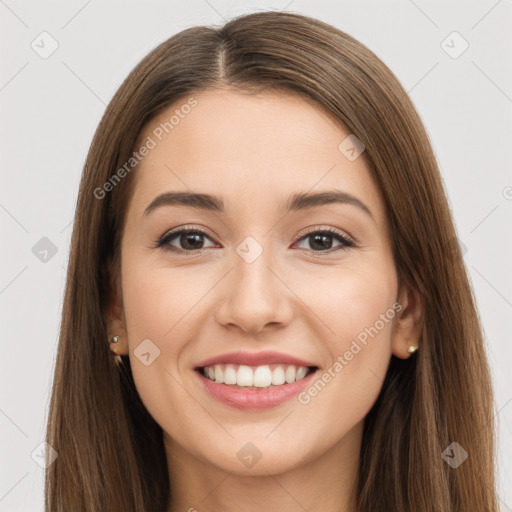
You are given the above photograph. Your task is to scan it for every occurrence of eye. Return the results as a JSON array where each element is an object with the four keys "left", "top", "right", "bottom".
[
  {"left": 155, "top": 225, "right": 355, "bottom": 255},
  {"left": 293, "top": 227, "right": 354, "bottom": 253},
  {"left": 156, "top": 226, "right": 217, "bottom": 253}
]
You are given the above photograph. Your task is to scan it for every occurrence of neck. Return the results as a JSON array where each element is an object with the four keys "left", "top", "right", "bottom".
[{"left": 165, "top": 421, "right": 362, "bottom": 512}]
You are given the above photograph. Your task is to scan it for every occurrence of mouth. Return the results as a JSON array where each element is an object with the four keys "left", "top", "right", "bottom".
[
  {"left": 194, "top": 351, "right": 319, "bottom": 409},
  {"left": 196, "top": 363, "right": 318, "bottom": 389},
  {"left": 193, "top": 351, "right": 320, "bottom": 409}
]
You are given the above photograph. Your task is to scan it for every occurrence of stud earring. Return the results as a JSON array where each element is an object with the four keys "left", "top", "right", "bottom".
[
  {"left": 408, "top": 345, "right": 419, "bottom": 354},
  {"left": 109, "top": 335, "right": 122, "bottom": 365}
]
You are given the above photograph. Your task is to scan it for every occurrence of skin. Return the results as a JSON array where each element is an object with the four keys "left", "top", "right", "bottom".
[{"left": 106, "top": 89, "right": 423, "bottom": 512}]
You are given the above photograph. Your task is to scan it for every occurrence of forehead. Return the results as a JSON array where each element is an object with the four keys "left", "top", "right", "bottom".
[{"left": 128, "top": 89, "right": 386, "bottom": 224}]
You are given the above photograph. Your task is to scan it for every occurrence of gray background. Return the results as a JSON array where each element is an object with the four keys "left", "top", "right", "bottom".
[{"left": 1, "top": 0, "right": 511, "bottom": 510}]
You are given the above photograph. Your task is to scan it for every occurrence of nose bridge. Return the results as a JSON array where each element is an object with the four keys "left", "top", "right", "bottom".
[
  {"left": 215, "top": 234, "right": 292, "bottom": 333},
  {"left": 233, "top": 234, "right": 278, "bottom": 308},
  {"left": 235, "top": 236, "right": 274, "bottom": 294}
]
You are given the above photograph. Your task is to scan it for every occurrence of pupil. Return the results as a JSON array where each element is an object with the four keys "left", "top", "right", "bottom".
[
  {"left": 182, "top": 233, "right": 203, "bottom": 250},
  {"left": 310, "top": 233, "right": 332, "bottom": 250}
]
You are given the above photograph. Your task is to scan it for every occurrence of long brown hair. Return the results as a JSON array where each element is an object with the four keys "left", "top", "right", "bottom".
[{"left": 45, "top": 10, "right": 498, "bottom": 511}]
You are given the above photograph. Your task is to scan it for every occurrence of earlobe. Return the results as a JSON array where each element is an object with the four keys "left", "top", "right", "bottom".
[
  {"left": 391, "top": 282, "right": 424, "bottom": 359},
  {"left": 108, "top": 334, "right": 124, "bottom": 365},
  {"left": 105, "top": 263, "right": 128, "bottom": 358}
]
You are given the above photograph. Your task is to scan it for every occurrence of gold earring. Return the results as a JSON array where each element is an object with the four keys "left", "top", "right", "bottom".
[{"left": 408, "top": 345, "right": 419, "bottom": 354}]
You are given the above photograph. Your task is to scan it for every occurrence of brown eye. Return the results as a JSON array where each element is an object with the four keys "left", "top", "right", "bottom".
[
  {"left": 294, "top": 228, "right": 354, "bottom": 253},
  {"left": 158, "top": 229, "right": 216, "bottom": 253},
  {"left": 156, "top": 226, "right": 354, "bottom": 255}
]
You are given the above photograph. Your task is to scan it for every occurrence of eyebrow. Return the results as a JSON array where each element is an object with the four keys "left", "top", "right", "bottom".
[{"left": 143, "top": 190, "right": 374, "bottom": 220}]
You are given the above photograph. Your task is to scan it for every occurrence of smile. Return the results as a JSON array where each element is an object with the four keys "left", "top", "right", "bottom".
[
  {"left": 194, "top": 351, "right": 320, "bottom": 409},
  {"left": 200, "top": 363, "right": 314, "bottom": 388}
]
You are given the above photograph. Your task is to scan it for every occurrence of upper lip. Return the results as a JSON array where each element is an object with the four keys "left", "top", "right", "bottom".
[{"left": 195, "top": 350, "right": 318, "bottom": 369}]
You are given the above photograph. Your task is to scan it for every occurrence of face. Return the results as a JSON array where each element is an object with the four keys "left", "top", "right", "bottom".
[{"left": 108, "top": 89, "right": 414, "bottom": 477}]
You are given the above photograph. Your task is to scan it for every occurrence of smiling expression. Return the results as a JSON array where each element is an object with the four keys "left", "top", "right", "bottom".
[{"left": 107, "top": 88, "right": 408, "bottom": 475}]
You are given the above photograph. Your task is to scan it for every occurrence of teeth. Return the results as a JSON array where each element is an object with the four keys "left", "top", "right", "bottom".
[
  {"left": 285, "top": 365, "right": 296, "bottom": 383},
  {"left": 237, "top": 365, "right": 253, "bottom": 386},
  {"left": 202, "top": 364, "right": 313, "bottom": 388},
  {"left": 224, "top": 365, "right": 237, "bottom": 385},
  {"left": 296, "top": 366, "right": 307, "bottom": 380},
  {"left": 214, "top": 365, "right": 224, "bottom": 384},
  {"left": 271, "top": 366, "right": 285, "bottom": 385},
  {"left": 253, "top": 366, "right": 272, "bottom": 387}
]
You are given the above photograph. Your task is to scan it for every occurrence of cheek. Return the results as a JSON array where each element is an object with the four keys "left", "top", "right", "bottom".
[
  {"left": 335, "top": 273, "right": 396, "bottom": 347},
  {"left": 298, "top": 261, "right": 397, "bottom": 350},
  {"left": 342, "top": 265, "right": 399, "bottom": 350},
  {"left": 297, "top": 262, "right": 398, "bottom": 407},
  {"left": 120, "top": 263, "right": 206, "bottom": 437},
  {"left": 271, "top": 268, "right": 398, "bottom": 467},
  {"left": 291, "top": 269, "right": 397, "bottom": 439},
  {"left": 121, "top": 260, "right": 209, "bottom": 344}
]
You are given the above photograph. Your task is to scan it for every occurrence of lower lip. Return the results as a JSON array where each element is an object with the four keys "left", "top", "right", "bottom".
[{"left": 195, "top": 369, "right": 317, "bottom": 410}]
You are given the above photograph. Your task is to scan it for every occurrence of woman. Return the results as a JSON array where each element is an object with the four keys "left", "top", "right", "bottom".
[{"left": 44, "top": 10, "right": 498, "bottom": 512}]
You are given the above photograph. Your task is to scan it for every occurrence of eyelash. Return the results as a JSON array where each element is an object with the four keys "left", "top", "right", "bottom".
[{"left": 154, "top": 224, "right": 355, "bottom": 255}]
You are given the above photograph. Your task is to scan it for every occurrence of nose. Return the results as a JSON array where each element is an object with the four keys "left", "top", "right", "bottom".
[{"left": 214, "top": 242, "right": 294, "bottom": 335}]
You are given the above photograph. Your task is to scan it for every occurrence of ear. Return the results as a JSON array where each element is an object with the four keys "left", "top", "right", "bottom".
[
  {"left": 105, "top": 260, "right": 129, "bottom": 357},
  {"left": 391, "top": 280, "right": 424, "bottom": 359}
]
